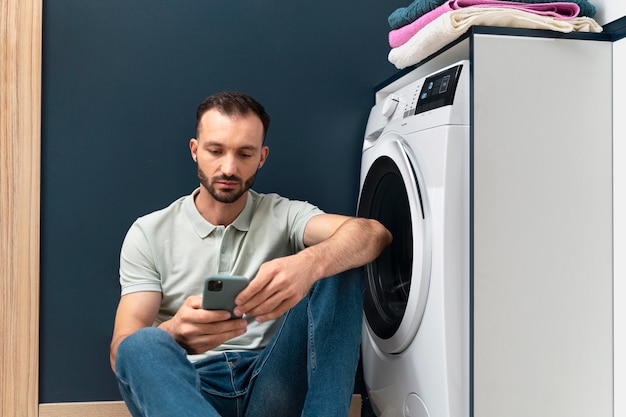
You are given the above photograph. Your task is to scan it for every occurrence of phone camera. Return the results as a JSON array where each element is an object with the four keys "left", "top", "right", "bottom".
[{"left": 207, "top": 280, "right": 223, "bottom": 291}]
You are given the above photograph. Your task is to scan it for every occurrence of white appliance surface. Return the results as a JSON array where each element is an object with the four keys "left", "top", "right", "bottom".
[{"left": 360, "top": 61, "right": 470, "bottom": 417}]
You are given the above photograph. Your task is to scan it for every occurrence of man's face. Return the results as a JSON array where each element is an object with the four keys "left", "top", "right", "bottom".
[{"left": 190, "top": 108, "right": 268, "bottom": 204}]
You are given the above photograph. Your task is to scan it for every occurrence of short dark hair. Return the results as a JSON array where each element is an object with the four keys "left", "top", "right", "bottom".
[{"left": 196, "top": 92, "right": 270, "bottom": 140}]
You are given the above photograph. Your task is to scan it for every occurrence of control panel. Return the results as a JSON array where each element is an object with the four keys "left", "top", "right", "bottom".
[{"left": 381, "top": 63, "right": 464, "bottom": 121}]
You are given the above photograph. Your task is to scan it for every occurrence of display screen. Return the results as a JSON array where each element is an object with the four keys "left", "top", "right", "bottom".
[{"left": 415, "top": 64, "right": 463, "bottom": 115}]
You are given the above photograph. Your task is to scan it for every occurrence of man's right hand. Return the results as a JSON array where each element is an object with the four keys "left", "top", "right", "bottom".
[{"left": 158, "top": 295, "right": 248, "bottom": 354}]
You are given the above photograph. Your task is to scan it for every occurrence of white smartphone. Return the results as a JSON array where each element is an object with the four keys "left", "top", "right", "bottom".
[{"left": 201, "top": 274, "right": 249, "bottom": 317}]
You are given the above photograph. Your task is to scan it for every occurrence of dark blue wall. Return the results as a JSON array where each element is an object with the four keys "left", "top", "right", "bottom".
[{"left": 40, "top": 0, "right": 405, "bottom": 402}]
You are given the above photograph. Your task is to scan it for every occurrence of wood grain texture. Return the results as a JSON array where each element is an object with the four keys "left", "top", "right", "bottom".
[
  {"left": 0, "top": 0, "right": 42, "bottom": 416},
  {"left": 39, "top": 396, "right": 362, "bottom": 417},
  {"left": 39, "top": 402, "right": 131, "bottom": 417}
]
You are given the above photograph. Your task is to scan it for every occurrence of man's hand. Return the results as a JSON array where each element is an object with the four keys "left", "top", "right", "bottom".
[
  {"left": 159, "top": 296, "right": 248, "bottom": 354},
  {"left": 234, "top": 255, "right": 316, "bottom": 322}
]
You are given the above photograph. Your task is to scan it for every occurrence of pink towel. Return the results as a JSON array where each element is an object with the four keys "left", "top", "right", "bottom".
[{"left": 389, "top": 0, "right": 581, "bottom": 47}]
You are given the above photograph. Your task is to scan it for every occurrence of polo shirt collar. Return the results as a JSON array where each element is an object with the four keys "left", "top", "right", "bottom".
[{"left": 184, "top": 188, "right": 253, "bottom": 238}]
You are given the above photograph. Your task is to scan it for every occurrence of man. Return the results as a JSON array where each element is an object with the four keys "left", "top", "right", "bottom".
[{"left": 110, "top": 91, "right": 392, "bottom": 417}]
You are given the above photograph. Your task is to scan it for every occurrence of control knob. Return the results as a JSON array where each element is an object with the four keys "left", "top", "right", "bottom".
[{"left": 381, "top": 94, "right": 400, "bottom": 118}]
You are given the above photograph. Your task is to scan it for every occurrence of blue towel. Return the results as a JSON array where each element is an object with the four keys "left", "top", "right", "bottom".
[{"left": 388, "top": 0, "right": 597, "bottom": 29}]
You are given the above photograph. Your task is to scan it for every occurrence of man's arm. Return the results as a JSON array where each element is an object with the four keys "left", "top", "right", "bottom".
[
  {"left": 110, "top": 292, "right": 248, "bottom": 372},
  {"left": 234, "top": 214, "right": 391, "bottom": 321},
  {"left": 301, "top": 214, "right": 392, "bottom": 276},
  {"left": 110, "top": 291, "right": 162, "bottom": 371}
]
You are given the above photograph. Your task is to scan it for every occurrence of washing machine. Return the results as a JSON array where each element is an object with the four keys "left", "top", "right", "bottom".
[{"left": 358, "top": 60, "right": 470, "bottom": 417}]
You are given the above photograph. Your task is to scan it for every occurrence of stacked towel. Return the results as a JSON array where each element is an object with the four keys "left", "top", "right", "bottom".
[
  {"left": 387, "top": 0, "right": 602, "bottom": 69},
  {"left": 390, "top": 0, "right": 581, "bottom": 47},
  {"left": 388, "top": 0, "right": 596, "bottom": 29}
]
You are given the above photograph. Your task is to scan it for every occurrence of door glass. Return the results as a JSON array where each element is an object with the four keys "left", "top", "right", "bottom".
[{"left": 359, "top": 155, "right": 416, "bottom": 340}]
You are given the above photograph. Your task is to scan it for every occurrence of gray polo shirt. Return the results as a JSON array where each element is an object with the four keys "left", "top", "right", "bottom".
[{"left": 119, "top": 188, "right": 323, "bottom": 359}]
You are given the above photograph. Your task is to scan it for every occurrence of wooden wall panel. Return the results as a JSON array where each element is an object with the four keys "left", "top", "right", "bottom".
[{"left": 0, "top": 0, "right": 42, "bottom": 416}]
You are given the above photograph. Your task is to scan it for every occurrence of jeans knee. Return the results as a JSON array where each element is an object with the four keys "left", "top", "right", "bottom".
[
  {"left": 314, "top": 269, "right": 364, "bottom": 299},
  {"left": 116, "top": 327, "right": 178, "bottom": 373},
  {"left": 119, "top": 327, "right": 167, "bottom": 352}
]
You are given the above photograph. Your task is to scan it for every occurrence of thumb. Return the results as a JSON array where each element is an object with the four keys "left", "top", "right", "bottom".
[{"left": 185, "top": 295, "right": 203, "bottom": 309}]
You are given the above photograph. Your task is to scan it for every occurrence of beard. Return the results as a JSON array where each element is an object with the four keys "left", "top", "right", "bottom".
[{"left": 197, "top": 165, "right": 257, "bottom": 204}]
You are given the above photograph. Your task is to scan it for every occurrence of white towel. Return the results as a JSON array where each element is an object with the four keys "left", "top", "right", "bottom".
[{"left": 388, "top": 7, "right": 602, "bottom": 69}]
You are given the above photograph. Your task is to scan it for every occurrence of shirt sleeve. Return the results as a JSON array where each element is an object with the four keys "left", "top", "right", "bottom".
[
  {"left": 119, "top": 220, "right": 162, "bottom": 295},
  {"left": 285, "top": 199, "right": 325, "bottom": 253}
]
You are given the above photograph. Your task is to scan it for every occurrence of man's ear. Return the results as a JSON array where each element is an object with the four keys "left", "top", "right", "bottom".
[
  {"left": 258, "top": 145, "right": 269, "bottom": 168},
  {"left": 190, "top": 138, "right": 198, "bottom": 162}
]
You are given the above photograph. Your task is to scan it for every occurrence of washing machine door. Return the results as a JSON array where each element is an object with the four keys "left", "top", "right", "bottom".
[{"left": 358, "top": 134, "right": 432, "bottom": 354}]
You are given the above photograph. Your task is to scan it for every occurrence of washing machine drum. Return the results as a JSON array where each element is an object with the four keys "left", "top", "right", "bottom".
[{"left": 358, "top": 140, "right": 432, "bottom": 354}]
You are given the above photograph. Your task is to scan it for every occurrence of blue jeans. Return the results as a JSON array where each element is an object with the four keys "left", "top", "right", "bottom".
[{"left": 115, "top": 270, "right": 364, "bottom": 417}]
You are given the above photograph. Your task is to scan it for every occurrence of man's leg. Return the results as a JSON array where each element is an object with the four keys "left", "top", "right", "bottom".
[
  {"left": 115, "top": 327, "right": 225, "bottom": 417},
  {"left": 242, "top": 293, "right": 309, "bottom": 416},
  {"left": 244, "top": 269, "right": 364, "bottom": 417},
  {"left": 301, "top": 268, "right": 364, "bottom": 416}
]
